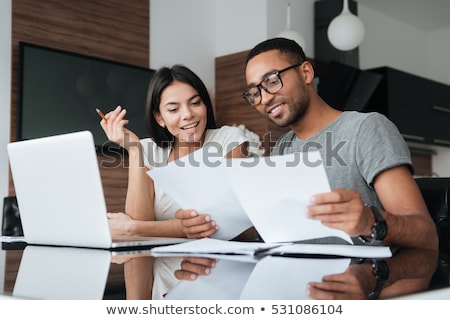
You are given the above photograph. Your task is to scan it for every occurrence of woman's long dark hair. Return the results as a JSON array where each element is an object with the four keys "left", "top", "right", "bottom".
[{"left": 145, "top": 65, "right": 217, "bottom": 148}]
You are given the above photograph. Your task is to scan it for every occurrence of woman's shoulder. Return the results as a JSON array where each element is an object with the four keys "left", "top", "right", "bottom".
[
  {"left": 205, "top": 125, "right": 248, "bottom": 143},
  {"left": 140, "top": 137, "right": 159, "bottom": 152},
  {"left": 209, "top": 125, "right": 242, "bottom": 135}
]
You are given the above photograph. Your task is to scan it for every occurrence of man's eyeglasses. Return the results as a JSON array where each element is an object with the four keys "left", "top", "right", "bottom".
[{"left": 242, "top": 63, "right": 301, "bottom": 106}]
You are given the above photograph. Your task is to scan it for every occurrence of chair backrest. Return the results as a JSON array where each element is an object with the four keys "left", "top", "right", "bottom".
[
  {"left": 415, "top": 177, "right": 450, "bottom": 290},
  {"left": 415, "top": 177, "right": 450, "bottom": 259},
  {"left": 2, "top": 196, "right": 23, "bottom": 237}
]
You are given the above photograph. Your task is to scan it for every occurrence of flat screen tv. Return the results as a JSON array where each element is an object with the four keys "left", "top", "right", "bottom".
[{"left": 17, "top": 42, "right": 155, "bottom": 151}]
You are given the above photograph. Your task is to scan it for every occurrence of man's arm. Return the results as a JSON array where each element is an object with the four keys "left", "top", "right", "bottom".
[
  {"left": 372, "top": 165, "right": 438, "bottom": 250},
  {"left": 307, "top": 165, "right": 438, "bottom": 250}
]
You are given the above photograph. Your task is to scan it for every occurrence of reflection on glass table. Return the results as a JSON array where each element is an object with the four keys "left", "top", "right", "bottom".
[
  {"left": 137, "top": 247, "right": 441, "bottom": 300},
  {"left": 13, "top": 245, "right": 111, "bottom": 300},
  {"left": 6, "top": 245, "right": 445, "bottom": 300}
]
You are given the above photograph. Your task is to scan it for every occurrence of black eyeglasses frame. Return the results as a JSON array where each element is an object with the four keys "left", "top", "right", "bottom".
[{"left": 242, "top": 63, "right": 302, "bottom": 106}]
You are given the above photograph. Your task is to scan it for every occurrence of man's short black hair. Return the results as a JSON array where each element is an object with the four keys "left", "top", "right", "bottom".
[{"left": 246, "top": 37, "right": 307, "bottom": 65}]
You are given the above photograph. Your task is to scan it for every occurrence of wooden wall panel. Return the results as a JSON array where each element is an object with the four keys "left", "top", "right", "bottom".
[
  {"left": 3, "top": 250, "right": 23, "bottom": 294},
  {"left": 411, "top": 152, "right": 434, "bottom": 177},
  {"left": 9, "top": 0, "right": 149, "bottom": 213}
]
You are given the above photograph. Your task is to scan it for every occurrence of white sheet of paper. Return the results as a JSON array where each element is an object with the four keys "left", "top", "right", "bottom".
[
  {"left": 268, "top": 243, "right": 392, "bottom": 258},
  {"left": 226, "top": 152, "right": 352, "bottom": 244},
  {"left": 147, "top": 149, "right": 253, "bottom": 240},
  {"left": 239, "top": 256, "right": 351, "bottom": 300}
]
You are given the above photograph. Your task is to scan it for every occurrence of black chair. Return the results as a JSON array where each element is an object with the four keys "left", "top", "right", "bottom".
[
  {"left": 2, "top": 196, "right": 23, "bottom": 237},
  {"left": 415, "top": 177, "right": 450, "bottom": 289}
]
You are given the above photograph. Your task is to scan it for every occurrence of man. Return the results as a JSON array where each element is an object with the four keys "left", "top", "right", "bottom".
[
  {"left": 177, "top": 38, "right": 438, "bottom": 251},
  {"left": 174, "top": 38, "right": 439, "bottom": 299}
]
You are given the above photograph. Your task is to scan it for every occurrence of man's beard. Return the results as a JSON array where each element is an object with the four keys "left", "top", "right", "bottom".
[{"left": 269, "top": 94, "right": 310, "bottom": 128}]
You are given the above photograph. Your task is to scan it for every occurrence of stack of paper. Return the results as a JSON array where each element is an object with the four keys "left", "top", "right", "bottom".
[{"left": 151, "top": 237, "right": 392, "bottom": 259}]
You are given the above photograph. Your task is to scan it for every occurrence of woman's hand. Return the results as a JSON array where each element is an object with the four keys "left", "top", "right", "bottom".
[
  {"left": 174, "top": 257, "right": 217, "bottom": 280},
  {"left": 99, "top": 105, "right": 140, "bottom": 150},
  {"left": 175, "top": 209, "right": 218, "bottom": 238},
  {"left": 107, "top": 212, "right": 135, "bottom": 237}
]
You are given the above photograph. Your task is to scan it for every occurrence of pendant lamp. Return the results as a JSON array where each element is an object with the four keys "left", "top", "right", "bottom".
[
  {"left": 327, "top": 0, "right": 365, "bottom": 51},
  {"left": 277, "top": 3, "right": 306, "bottom": 50}
]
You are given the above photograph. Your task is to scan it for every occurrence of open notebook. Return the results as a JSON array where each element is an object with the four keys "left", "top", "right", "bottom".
[{"left": 7, "top": 131, "right": 189, "bottom": 249}]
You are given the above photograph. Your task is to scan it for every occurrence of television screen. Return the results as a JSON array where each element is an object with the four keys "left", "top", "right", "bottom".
[{"left": 17, "top": 42, "right": 155, "bottom": 150}]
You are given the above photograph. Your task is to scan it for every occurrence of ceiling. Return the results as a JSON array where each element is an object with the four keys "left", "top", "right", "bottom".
[{"left": 356, "top": 0, "right": 450, "bottom": 32}]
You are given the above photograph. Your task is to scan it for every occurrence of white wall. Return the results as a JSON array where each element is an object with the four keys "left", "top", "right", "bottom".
[
  {"left": 150, "top": 0, "right": 315, "bottom": 95},
  {"left": 215, "top": 0, "right": 268, "bottom": 57},
  {"left": 358, "top": 6, "right": 428, "bottom": 75},
  {"left": 0, "top": 0, "right": 12, "bottom": 294},
  {"left": 150, "top": 0, "right": 216, "bottom": 95},
  {"left": 433, "top": 146, "right": 450, "bottom": 177},
  {"left": 266, "top": 0, "right": 316, "bottom": 58},
  {"left": 426, "top": 26, "right": 450, "bottom": 86}
]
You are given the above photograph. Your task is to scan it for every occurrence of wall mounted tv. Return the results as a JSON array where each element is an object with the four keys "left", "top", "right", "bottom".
[{"left": 17, "top": 42, "right": 155, "bottom": 150}]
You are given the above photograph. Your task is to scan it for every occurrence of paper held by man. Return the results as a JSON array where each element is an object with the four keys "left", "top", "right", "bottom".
[{"left": 147, "top": 149, "right": 391, "bottom": 258}]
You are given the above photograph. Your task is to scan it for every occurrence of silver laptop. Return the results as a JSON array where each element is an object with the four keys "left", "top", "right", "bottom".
[{"left": 7, "top": 130, "right": 189, "bottom": 249}]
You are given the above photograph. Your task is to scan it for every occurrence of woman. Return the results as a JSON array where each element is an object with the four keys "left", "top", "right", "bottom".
[
  {"left": 100, "top": 65, "right": 249, "bottom": 299},
  {"left": 100, "top": 65, "right": 248, "bottom": 238}
]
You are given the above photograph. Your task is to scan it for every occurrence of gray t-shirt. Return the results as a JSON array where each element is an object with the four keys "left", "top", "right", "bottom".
[{"left": 271, "top": 111, "right": 413, "bottom": 209}]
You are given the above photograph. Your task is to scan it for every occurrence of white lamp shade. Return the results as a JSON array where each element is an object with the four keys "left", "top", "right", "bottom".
[
  {"left": 277, "top": 3, "right": 306, "bottom": 50},
  {"left": 277, "top": 29, "right": 306, "bottom": 50},
  {"left": 327, "top": 12, "right": 365, "bottom": 51}
]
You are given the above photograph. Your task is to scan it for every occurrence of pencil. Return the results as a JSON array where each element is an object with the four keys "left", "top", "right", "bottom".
[{"left": 95, "top": 108, "right": 107, "bottom": 123}]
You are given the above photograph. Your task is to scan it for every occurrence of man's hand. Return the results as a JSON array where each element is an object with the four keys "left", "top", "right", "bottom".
[
  {"left": 307, "top": 189, "right": 373, "bottom": 237},
  {"left": 307, "top": 262, "right": 375, "bottom": 300}
]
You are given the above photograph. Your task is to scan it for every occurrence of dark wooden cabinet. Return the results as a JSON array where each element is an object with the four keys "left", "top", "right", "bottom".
[
  {"left": 366, "top": 67, "right": 450, "bottom": 147},
  {"left": 426, "top": 80, "right": 450, "bottom": 146}
]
